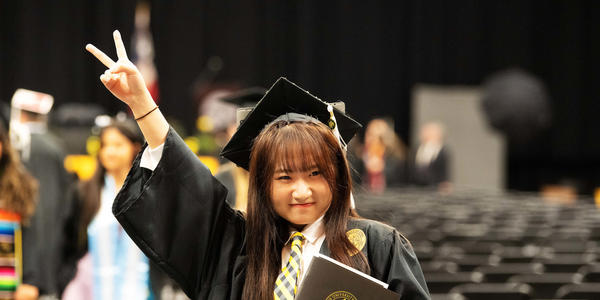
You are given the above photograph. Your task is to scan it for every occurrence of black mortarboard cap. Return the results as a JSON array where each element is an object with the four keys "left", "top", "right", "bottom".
[
  {"left": 220, "top": 77, "right": 362, "bottom": 170},
  {"left": 220, "top": 87, "right": 267, "bottom": 107}
]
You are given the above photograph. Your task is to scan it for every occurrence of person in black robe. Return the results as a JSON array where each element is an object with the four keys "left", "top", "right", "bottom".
[{"left": 86, "top": 30, "right": 430, "bottom": 300}]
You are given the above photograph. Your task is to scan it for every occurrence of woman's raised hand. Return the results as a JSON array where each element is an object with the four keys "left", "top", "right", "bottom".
[
  {"left": 86, "top": 30, "right": 169, "bottom": 148},
  {"left": 86, "top": 30, "right": 154, "bottom": 117}
]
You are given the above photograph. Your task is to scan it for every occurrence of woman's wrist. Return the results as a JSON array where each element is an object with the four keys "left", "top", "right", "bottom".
[
  {"left": 135, "top": 106, "right": 159, "bottom": 121},
  {"left": 130, "top": 92, "right": 156, "bottom": 118}
]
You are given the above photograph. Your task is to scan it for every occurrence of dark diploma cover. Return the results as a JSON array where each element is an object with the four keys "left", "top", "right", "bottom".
[{"left": 295, "top": 254, "right": 400, "bottom": 300}]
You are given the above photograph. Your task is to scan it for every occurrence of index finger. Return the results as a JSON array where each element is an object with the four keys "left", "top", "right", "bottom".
[
  {"left": 85, "top": 44, "right": 115, "bottom": 68},
  {"left": 113, "top": 30, "right": 128, "bottom": 61}
]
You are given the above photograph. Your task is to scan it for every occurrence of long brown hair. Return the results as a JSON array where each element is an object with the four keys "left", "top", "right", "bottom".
[
  {"left": 0, "top": 122, "right": 37, "bottom": 223},
  {"left": 77, "top": 119, "right": 143, "bottom": 248},
  {"left": 243, "top": 120, "right": 369, "bottom": 300}
]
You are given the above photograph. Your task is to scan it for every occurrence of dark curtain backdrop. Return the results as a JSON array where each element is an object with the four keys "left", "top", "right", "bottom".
[
  {"left": 0, "top": 1, "right": 137, "bottom": 115},
  {"left": 1, "top": 1, "right": 599, "bottom": 193}
]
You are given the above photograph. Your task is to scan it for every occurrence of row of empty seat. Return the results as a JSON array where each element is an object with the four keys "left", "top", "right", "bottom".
[{"left": 356, "top": 188, "right": 600, "bottom": 299}]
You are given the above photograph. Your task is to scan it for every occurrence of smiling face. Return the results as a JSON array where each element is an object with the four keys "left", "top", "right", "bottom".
[
  {"left": 248, "top": 121, "right": 350, "bottom": 231},
  {"left": 270, "top": 165, "right": 333, "bottom": 228}
]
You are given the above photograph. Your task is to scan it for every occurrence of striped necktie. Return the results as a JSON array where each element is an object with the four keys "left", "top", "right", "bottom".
[{"left": 274, "top": 232, "right": 305, "bottom": 300}]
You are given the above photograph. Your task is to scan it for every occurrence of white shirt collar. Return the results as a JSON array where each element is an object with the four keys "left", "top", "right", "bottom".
[{"left": 288, "top": 214, "right": 326, "bottom": 245}]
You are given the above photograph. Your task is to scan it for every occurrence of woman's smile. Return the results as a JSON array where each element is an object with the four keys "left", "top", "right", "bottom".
[
  {"left": 271, "top": 166, "right": 332, "bottom": 226},
  {"left": 290, "top": 202, "right": 315, "bottom": 208}
]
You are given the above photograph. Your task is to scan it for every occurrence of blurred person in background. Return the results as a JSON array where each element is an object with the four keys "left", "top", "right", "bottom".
[
  {"left": 214, "top": 87, "right": 265, "bottom": 211},
  {"left": 408, "top": 121, "right": 450, "bottom": 191},
  {"left": 60, "top": 118, "right": 156, "bottom": 300},
  {"left": 360, "top": 118, "right": 408, "bottom": 193},
  {"left": 193, "top": 88, "right": 237, "bottom": 157},
  {"left": 0, "top": 122, "right": 39, "bottom": 300},
  {"left": 9, "top": 89, "right": 72, "bottom": 299}
]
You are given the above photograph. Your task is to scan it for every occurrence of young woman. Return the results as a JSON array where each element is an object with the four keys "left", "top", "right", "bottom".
[
  {"left": 61, "top": 119, "right": 152, "bottom": 300},
  {"left": 0, "top": 122, "right": 39, "bottom": 300},
  {"left": 86, "top": 30, "right": 430, "bottom": 300}
]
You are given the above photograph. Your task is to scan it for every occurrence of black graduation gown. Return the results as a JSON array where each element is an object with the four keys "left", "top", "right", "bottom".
[
  {"left": 407, "top": 146, "right": 449, "bottom": 187},
  {"left": 113, "top": 128, "right": 430, "bottom": 300},
  {"left": 21, "top": 131, "right": 72, "bottom": 295},
  {"left": 214, "top": 163, "right": 237, "bottom": 208}
]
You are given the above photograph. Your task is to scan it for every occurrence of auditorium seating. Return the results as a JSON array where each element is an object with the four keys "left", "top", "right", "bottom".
[
  {"left": 355, "top": 188, "right": 600, "bottom": 299},
  {"left": 579, "top": 264, "right": 600, "bottom": 282},
  {"left": 555, "top": 283, "right": 600, "bottom": 299},
  {"left": 474, "top": 263, "right": 543, "bottom": 283},
  {"left": 507, "top": 273, "right": 581, "bottom": 298},
  {"left": 425, "top": 272, "right": 483, "bottom": 294},
  {"left": 449, "top": 283, "right": 532, "bottom": 300}
]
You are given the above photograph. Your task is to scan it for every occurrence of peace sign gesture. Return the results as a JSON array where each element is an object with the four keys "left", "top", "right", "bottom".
[
  {"left": 86, "top": 30, "right": 154, "bottom": 117},
  {"left": 86, "top": 30, "right": 168, "bottom": 147}
]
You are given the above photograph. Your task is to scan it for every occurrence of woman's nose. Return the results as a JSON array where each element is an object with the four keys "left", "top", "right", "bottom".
[{"left": 292, "top": 179, "right": 312, "bottom": 200}]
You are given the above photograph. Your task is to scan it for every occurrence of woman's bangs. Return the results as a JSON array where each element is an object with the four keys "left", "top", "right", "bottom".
[{"left": 272, "top": 124, "right": 330, "bottom": 173}]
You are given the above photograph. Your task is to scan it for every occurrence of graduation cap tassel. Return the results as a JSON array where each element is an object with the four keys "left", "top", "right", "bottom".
[
  {"left": 327, "top": 104, "right": 347, "bottom": 151},
  {"left": 327, "top": 104, "right": 356, "bottom": 209}
]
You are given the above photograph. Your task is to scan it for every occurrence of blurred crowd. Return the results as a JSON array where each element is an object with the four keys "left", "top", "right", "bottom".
[
  {"left": 350, "top": 118, "right": 450, "bottom": 195},
  {"left": 0, "top": 89, "right": 180, "bottom": 300}
]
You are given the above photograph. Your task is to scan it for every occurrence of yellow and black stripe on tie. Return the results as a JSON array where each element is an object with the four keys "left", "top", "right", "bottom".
[{"left": 274, "top": 232, "right": 305, "bottom": 300}]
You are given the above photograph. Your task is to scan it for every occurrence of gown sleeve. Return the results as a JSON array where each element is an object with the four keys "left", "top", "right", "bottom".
[
  {"left": 369, "top": 228, "right": 431, "bottom": 300},
  {"left": 112, "top": 128, "right": 246, "bottom": 298}
]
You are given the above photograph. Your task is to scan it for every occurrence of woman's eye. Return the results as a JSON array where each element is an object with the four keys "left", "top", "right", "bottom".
[
  {"left": 310, "top": 170, "right": 321, "bottom": 176},
  {"left": 276, "top": 175, "right": 291, "bottom": 180}
]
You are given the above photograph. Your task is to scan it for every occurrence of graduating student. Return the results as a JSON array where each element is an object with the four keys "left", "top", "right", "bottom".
[{"left": 86, "top": 30, "right": 430, "bottom": 300}]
